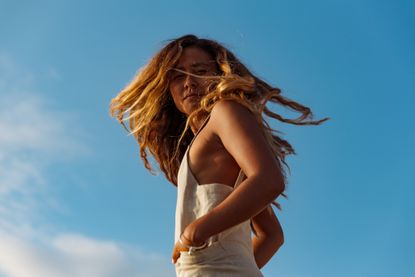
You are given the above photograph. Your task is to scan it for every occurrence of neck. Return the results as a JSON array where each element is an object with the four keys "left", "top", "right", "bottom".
[{"left": 189, "top": 114, "right": 209, "bottom": 135}]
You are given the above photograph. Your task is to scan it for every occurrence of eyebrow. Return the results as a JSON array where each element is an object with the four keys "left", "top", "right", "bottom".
[{"left": 174, "top": 61, "right": 216, "bottom": 70}]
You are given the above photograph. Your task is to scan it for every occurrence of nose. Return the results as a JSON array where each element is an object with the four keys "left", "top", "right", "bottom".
[{"left": 184, "top": 73, "right": 197, "bottom": 90}]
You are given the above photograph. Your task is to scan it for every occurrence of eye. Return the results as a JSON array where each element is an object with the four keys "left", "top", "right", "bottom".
[
  {"left": 196, "top": 69, "right": 208, "bottom": 75},
  {"left": 172, "top": 73, "right": 184, "bottom": 80}
]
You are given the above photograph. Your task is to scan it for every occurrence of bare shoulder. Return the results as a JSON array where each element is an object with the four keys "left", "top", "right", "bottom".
[
  {"left": 211, "top": 99, "right": 254, "bottom": 119},
  {"left": 210, "top": 99, "right": 257, "bottom": 133}
]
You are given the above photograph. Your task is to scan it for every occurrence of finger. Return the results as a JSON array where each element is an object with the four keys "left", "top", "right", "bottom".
[
  {"left": 172, "top": 245, "right": 181, "bottom": 264},
  {"left": 172, "top": 251, "right": 181, "bottom": 264}
]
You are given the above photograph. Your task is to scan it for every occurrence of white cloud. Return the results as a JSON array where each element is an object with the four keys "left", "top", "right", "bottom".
[
  {"left": 0, "top": 233, "right": 173, "bottom": 277},
  {"left": 0, "top": 53, "right": 175, "bottom": 277}
]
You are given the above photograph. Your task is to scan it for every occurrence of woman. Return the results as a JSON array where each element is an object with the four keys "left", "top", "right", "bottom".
[{"left": 110, "top": 34, "right": 328, "bottom": 276}]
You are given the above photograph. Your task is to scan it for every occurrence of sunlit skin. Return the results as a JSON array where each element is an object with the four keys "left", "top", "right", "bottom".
[
  {"left": 170, "top": 47, "right": 285, "bottom": 269},
  {"left": 168, "top": 46, "right": 218, "bottom": 133}
]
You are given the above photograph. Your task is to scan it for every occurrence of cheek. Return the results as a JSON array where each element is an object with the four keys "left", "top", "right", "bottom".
[
  {"left": 169, "top": 81, "right": 180, "bottom": 94},
  {"left": 169, "top": 84, "right": 177, "bottom": 97},
  {"left": 198, "top": 78, "right": 211, "bottom": 89},
  {"left": 169, "top": 86, "right": 182, "bottom": 107}
]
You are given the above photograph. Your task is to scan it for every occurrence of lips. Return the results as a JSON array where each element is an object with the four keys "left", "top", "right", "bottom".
[{"left": 183, "top": 93, "right": 200, "bottom": 100}]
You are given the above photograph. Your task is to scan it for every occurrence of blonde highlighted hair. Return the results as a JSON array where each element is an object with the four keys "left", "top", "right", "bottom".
[{"left": 110, "top": 34, "right": 329, "bottom": 209}]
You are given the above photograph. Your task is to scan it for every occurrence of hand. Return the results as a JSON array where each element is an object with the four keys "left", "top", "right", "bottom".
[
  {"left": 171, "top": 237, "right": 189, "bottom": 264},
  {"left": 171, "top": 232, "right": 207, "bottom": 264}
]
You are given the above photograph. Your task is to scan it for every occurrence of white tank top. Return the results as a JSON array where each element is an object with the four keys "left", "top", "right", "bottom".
[{"left": 174, "top": 114, "right": 253, "bottom": 251}]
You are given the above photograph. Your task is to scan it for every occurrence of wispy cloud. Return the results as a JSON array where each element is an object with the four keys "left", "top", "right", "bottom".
[
  {"left": 0, "top": 53, "right": 174, "bottom": 277},
  {"left": 0, "top": 233, "right": 173, "bottom": 277}
]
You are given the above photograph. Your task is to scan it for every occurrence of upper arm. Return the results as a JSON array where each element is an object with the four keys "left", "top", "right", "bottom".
[{"left": 210, "top": 100, "right": 284, "bottom": 192}]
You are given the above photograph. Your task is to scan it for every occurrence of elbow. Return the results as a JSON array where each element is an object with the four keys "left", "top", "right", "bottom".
[
  {"left": 268, "top": 177, "right": 285, "bottom": 200},
  {"left": 273, "top": 235, "right": 284, "bottom": 252},
  {"left": 277, "top": 231, "right": 284, "bottom": 248},
  {"left": 273, "top": 227, "right": 284, "bottom": 250},
  {"left": 263, "top": 229, "right": 284, "bottom": 252},
  {"left": 253, "top": 171, "right": 285, "bottom": 201}
]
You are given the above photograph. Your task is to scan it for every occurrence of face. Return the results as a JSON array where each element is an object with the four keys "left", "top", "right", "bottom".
[{"left": 168, "top": 46, "right": 218, "bottom": 116}]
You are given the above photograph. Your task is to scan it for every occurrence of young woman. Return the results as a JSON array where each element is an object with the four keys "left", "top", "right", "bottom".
[{"left": 110, "top": 34, "right": 328, "bottom": 276}]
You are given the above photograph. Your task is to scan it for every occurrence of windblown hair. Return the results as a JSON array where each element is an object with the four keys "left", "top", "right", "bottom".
[{"left": 110, "top": 34, "right": 329, "bottom": 209}]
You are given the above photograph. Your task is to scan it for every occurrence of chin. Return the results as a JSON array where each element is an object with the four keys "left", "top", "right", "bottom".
[{"left": 183, "top": 102, "right": 202, "bottom": 116}]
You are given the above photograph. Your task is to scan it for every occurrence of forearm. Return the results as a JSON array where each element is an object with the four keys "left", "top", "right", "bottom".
[
  {"left": 185, "top": 175, "right": 283, "bottom": 243},
  {"left": 252, "top": 235, "right": 283, "bottom": 269},
  {"left": 251, "top": 205, "right": 284, "bottom": 269}
]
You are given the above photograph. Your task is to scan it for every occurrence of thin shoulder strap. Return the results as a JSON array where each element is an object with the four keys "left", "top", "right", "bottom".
[{"left": 188, "top": 114, "right": 211, "bottom": 149}]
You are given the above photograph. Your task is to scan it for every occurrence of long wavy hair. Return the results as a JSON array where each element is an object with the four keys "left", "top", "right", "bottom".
[{"left": 110, "top": 34, "right": 329, "bottom": 210}]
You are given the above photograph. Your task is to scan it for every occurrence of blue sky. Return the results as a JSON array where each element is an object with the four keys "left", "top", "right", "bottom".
[{"left": 0, "top": 0, "right": 414, "bottom": 276}]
